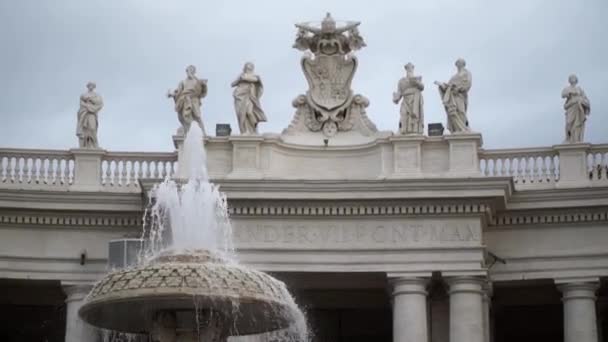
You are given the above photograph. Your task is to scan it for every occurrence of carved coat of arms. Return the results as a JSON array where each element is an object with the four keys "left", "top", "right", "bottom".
[
  {"left": 284, "top": 13, "right": 377, "bottom": 138},
  {"left": 302, "top": 54, "right": 356, "bottom": 113}
]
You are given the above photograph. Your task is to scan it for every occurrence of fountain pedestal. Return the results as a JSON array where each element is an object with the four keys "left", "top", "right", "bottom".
[{"left": 79, "top": 250, "right": 304, "bottom": 341}]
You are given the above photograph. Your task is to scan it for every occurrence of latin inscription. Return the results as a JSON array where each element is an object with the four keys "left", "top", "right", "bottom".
[{"left": 233, "top": 219, "right": 481, "bottom": 249}]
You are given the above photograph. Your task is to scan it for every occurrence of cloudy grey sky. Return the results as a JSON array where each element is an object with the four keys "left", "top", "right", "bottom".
[{"left": 0, "top": 0, "right": 606, "bottom": 151}]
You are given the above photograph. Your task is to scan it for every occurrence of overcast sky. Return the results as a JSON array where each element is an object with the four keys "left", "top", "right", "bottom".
[{"left": 0, "top": 0, "right": 606, "bottom": 151}]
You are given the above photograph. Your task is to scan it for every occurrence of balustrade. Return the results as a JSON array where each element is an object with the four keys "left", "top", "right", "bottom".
[
  {"left": 0, "top": 142, "right": 605, "bottom": 192},
  {"left": 0, "top": 149, "right": 74, "bottom": 187},
  {"left": 479, "top": 147, "right": 559, "bottom": 186},
  {"left": 587, "top": 145, "right": 608, "bottom": 183},
  {"left": 101, "top": 152, "right": 177, "bottom": 187}
]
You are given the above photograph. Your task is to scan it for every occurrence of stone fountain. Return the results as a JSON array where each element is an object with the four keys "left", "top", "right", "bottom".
[{"left": 78, "top": 124, "right": 307, "bottom": 342}]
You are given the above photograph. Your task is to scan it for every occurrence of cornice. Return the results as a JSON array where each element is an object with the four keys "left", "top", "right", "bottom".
[
  {"left": 0, "top": 209, "right": 142, "bottom": 229},
  {"left": 491, "top": 206, "right": 608, "bottom": 228},
  {"left": 507, "top": 186, "right": 608, "bottom": 210},
  {"left": 141, "top": 177, "right": 513, "bottom": 203},
  {"left": 0, "top": 188, "right": 144, "bottom": 211},
  {"left": 228, "top": 199, "right": 494, "bottom": 219}
]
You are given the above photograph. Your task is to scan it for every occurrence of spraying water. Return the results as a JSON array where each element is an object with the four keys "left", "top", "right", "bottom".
[
  {"left": 144, "top": 123, "right": 234, "bottom": 262},
  {"left": 131, "top": 124, "right": 310, "bottom": 342}
]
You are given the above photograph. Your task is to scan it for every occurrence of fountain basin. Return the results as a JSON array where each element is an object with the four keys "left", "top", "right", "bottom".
[{"left": 79, "top": 250, "right": 297, "bottom": 336}]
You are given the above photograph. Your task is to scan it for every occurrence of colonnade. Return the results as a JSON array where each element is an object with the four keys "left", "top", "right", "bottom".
[{"left": 391, "top": 277, "right": 600, "bottom": 342}]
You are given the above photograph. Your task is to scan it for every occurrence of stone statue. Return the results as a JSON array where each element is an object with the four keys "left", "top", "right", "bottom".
[
  {"left": 562, "top": 74, "right": 591, "bottom": 143},
  {"left": 167, "top": 65, "right": 208, "bottom": 135},
  {"left": 76, "top": 82, "right": 103, "bottom": 148},
  {"left": 393, "top": 63, "right": 424, "bottom": 134},
  {"left": 434, "top": 58, "right": 472, "bottom": 133},
  {"left": 231, "top": 62, "right": 267, "bottom": 134}
]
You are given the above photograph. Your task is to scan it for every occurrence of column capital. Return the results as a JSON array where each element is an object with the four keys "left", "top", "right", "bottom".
[
  {"left": 390, "top": 277, "right": 429, "bottom": 297},
  {"left": 558, "top": 282, "right": 599, "bottom": 301},
  {"left": 62, "top": 284, "right": 93, "bottom": 303},
  {"left": 446, "top": 276, "right": 486, "bottom": 295}
]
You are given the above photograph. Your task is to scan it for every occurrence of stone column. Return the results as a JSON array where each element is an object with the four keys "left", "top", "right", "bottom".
[
  {"left": 558, "top": 282, "right": 599, "bottom": 342},
  {"left": 447, "top": 277, "right": 484, "bottom": 342},
  {"left": 391, "top": 277, "right": 429, "bottom": 342},
  {"left": 482, "top": 282, "right": 493, "bottom": 342},
  {"left": 63, "top": 284, "right": 98, "bottom": 342}
]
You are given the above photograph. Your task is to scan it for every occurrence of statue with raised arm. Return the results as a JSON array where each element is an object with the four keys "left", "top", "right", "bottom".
[
  {"left": 434, "top": 58, "right": 472, "bottom": 133},
  {"left": 562, "top": 74, "right": 590, "bottom": 143},
  {"left": 231, "top": 62, "right": 267, "bottom": 134},
  {"left": 76, "top": 82, "right": 103, "bottom": 148},
  {"left": 167, "top": 65, "right": 208, "bottom": 135},
  {"left": 393, "top": 63, "right": 424, "bottom": 134}
]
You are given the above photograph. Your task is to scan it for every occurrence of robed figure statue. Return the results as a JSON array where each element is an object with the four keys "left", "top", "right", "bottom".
[
  {"left": 393, "top": 63, "right": 424, "bottom": 134},
  {"left": 76, "top": 82, "right": 103, "bottom": 148},
  {"left": 434, "top": 58, "right": 472, "bottom": 133},
  {"left": 168, "top": 65, "right": 207, "bottom": 135},
  {"left": 231, "top": 62, "right": 267, "bottom": 135},
  {"left": 562, "top": 74, "right": 590, "bottom": 143}
]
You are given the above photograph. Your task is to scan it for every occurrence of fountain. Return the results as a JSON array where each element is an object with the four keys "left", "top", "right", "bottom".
[{"left": 78, "top": 124, "right": 308, "bottom": 342}]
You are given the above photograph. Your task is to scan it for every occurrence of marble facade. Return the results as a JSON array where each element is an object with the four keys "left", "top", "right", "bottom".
[{"left": 1, "top": 12, "right": 607, "bottom": 342}]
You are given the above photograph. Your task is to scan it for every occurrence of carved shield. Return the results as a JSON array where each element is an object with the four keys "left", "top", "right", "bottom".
[{"left": 302, "top": 54, "right": 357, "bottom": 111}]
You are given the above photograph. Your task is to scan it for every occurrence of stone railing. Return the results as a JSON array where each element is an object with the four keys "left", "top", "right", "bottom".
[
  {"left": 0, "top": 139, "right": 606, "bottom": 193},
  {"left": 588, "top": 144, "right": 608, "bottom": 183},
  {"left": 0, "top": 148, "right": 176, "bottom": 192},
  {"left": 0, "top": 149, "right": 74, "bottom": 188},
  {"left": 101, "top": 152, "right": 177, "bottom": 188},
  {"left": 479, "top": 143, "right": 608, "bottom": 188},
  {"left": 479, "top": 147, "right": 559, "bottom": 188}
]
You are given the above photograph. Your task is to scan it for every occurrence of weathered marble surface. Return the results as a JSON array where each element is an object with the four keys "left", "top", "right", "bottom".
[
  {"left": 435, "top": 59, "right": 472, "bottom": 133},
  {"left": 168, "top": 65, "right": 208, "bottom": 136},
  {"left": 394, "top": 63, "right": 424, "bottom": 135},
  {"left": 232, "top": 62, "right": 267, "bottom": 135},
  {"left": 562, "top": 74, "right": 590, "bottom": 143},
  {"left": 76, "top": 82, "right": 103, "bottom": 148},
  {"left": 284, "top": 13, "right": 379, "bottom": 141}
]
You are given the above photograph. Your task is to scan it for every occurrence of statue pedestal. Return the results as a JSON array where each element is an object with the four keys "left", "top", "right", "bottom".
[
  {"left": 554, "top": 143, "right": 591, "bottom": 188},
  {"left": 227, "top": 136, "right": 264, "bottom": 179},
  {"left": 389, "top": 135, "right": 426, "bottom": 178},
  {"left": 445, "top": 133, "right": 483, "bottom": 177},
  {"left": 70, "top": 148, "right": 106, "bottom": 191}
]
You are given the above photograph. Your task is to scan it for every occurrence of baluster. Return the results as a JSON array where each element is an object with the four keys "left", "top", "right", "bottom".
[
  {"left": 41, "top": 158, "right": 49, "bottom": 184},
  {"left": 118, "top": 160, "right": 126, "bottom": 186},
  {"left": 1, "top": 157, "right": 6, "bottom": 182},
  {"left": 158, "top": 161, "right": 165, "bottom": 179},
  {"left": 62, "top": 159, "right": 69, "bottom": 184},
  {"left": 537, "top": 156, "right": 546, "bottom": 183},
  {"left": 586, "top": 153, "right": 594, "bottom": 180},
  {"left": 496, "top": 157, "right": 509, "bottom": 177},
  {"left": 140, "top": 161, "right": 148, "bottom": 179},
  {"left": 106, "top": 160, "right": 114, "bottom": 185},
  {"left": 482, "top": 159, "right": 489, "bottom": 176},
  {"left": 603, "top": 153, "right": 608, "bottom": 180},
  {"left": 9, "top": 157, "right": 16, "bottom": 183},
  {"left": 57, "top": 159, "right": 64, "bottom": 184},
  {"left": 69, "top": 159, "right": 75, "bottom": 184},
  {"left": 129, "top": 160, "right": 136, "bottom": 185},
  {"left": 22, "top": 157, "right": 31, "bottom": 183},
  {"left": 33, "top": 157, "right": 41, "bottom": 184},
  {"left": 49, "top": 159, "right": 57, "bottom": 184}
]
